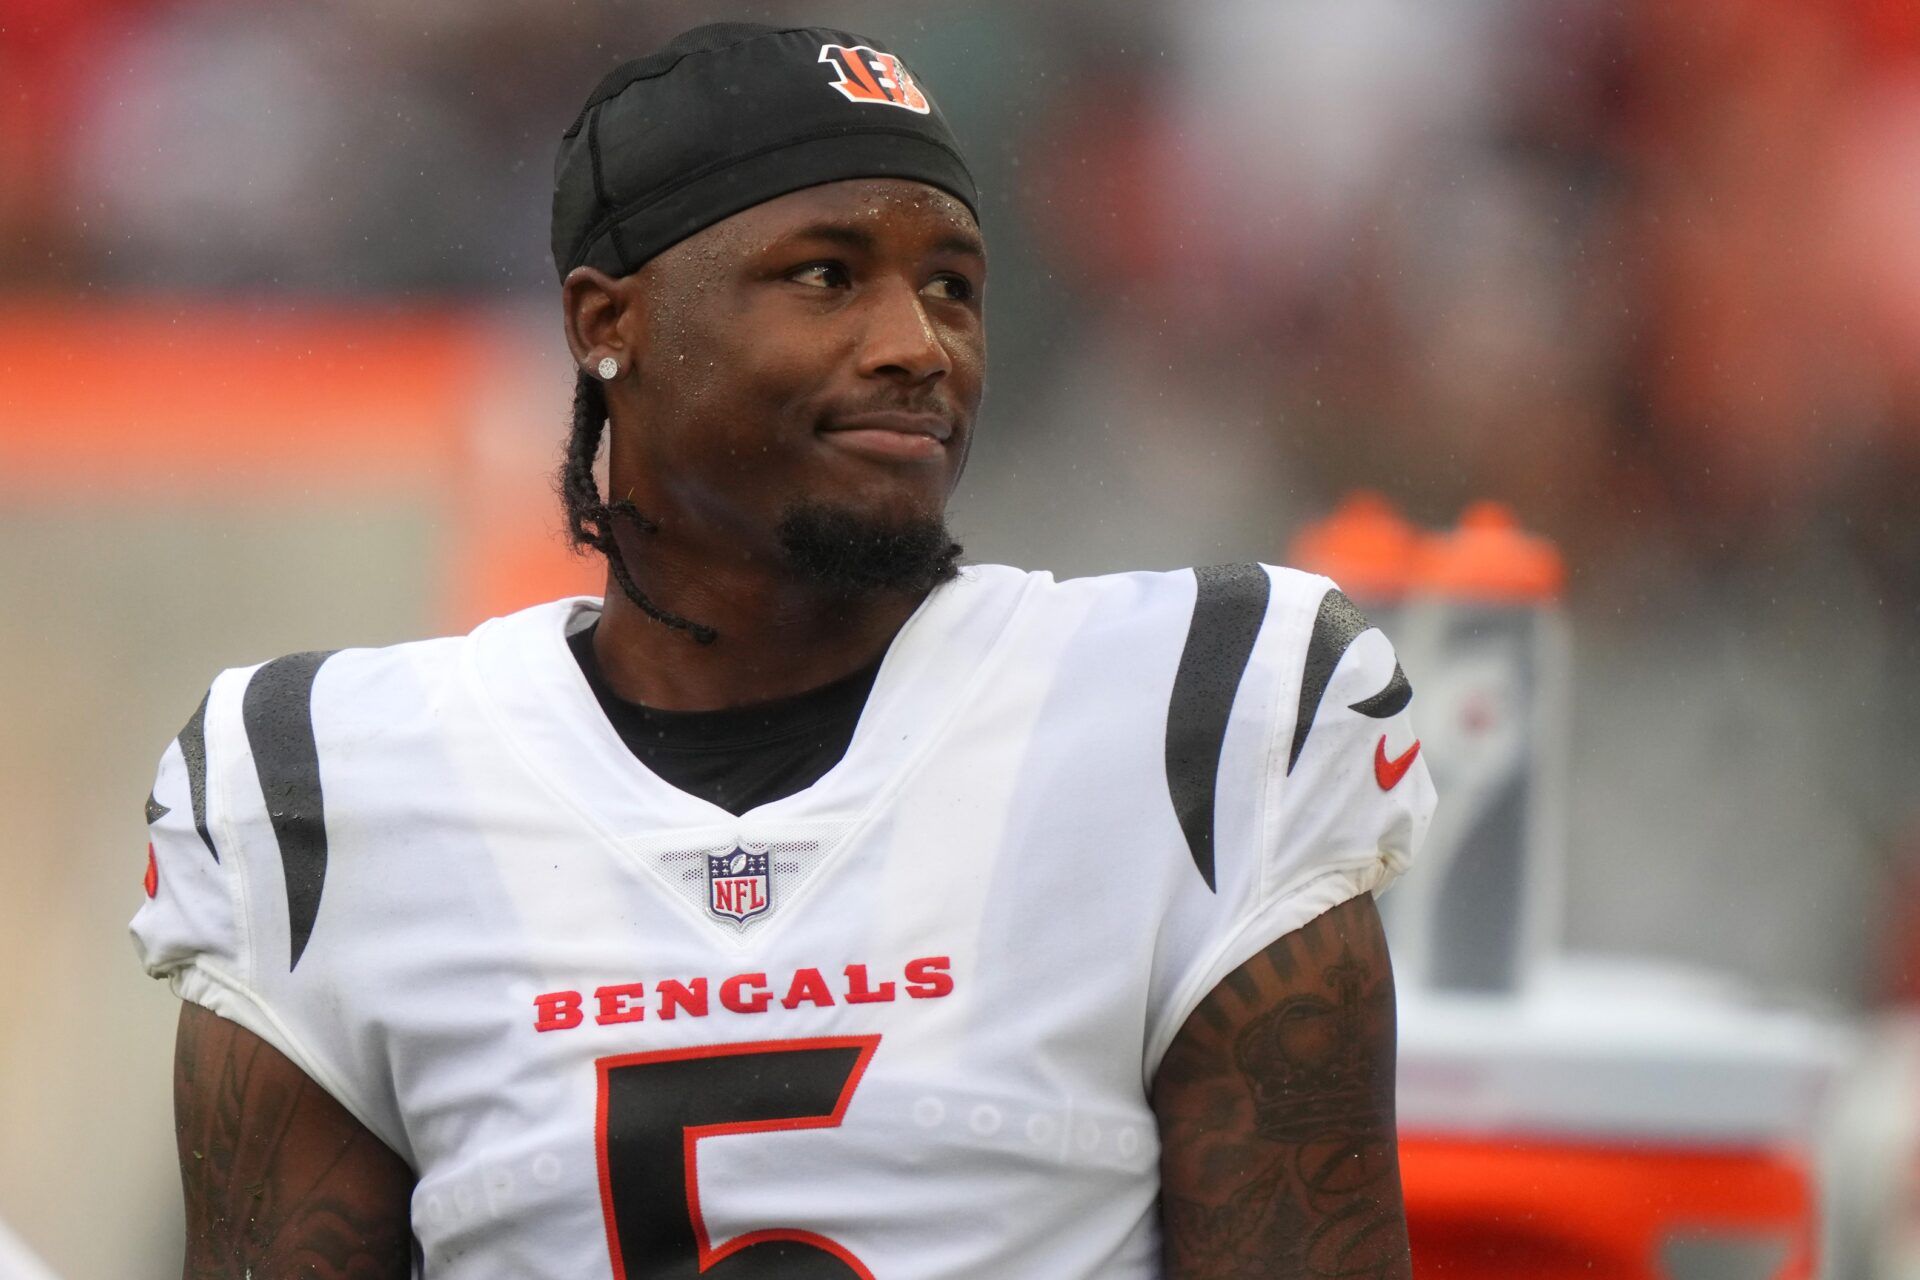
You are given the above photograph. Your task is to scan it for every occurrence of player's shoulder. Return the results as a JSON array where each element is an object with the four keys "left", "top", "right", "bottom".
[
  {"left": 978, "top": 559, "right": 1345, "bottom": 646},
  {"left": 184, "top": 597, "right": 584, "bottom": 764}
]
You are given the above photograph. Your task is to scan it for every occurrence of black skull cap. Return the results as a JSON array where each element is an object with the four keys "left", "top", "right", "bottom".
[{"left": 552, "top": 22, "right": 978, "bottom": 281}]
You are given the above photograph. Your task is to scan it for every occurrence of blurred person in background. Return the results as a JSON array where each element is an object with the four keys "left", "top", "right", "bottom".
[{"left": 128, "top": 21, "right": 1433, "bottom": 1278}]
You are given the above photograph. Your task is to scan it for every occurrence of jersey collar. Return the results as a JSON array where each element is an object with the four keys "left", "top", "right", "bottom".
[{"left": 465, "top": 566, "right": 1036, "bottom": 840}]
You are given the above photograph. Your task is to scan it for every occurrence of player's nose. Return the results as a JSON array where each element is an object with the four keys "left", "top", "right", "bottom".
[{"left": 855, "top": 279, "right": 952, "bottom": 386}]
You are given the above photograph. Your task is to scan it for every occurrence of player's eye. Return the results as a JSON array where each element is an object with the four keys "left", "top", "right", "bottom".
[
  {"left": 922, "top": 273, "right": 975, "bottom": 303},
  {"left": 789, "top": 262, "right": 851, "bottom": 289}
]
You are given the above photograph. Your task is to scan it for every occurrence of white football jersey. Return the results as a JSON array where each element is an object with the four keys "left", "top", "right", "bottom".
[{"left": 132, "top": 563, "right": 1432, "bottom": 1279}]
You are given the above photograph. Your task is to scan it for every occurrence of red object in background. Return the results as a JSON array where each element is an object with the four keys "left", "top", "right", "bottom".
[
  {"left": 1854, "top": 0, "right": 1920, "bottom": 63},
  {"left": 1020, "top": 70, "right": 1197, "bottom": 301},
  {"left": 1287, "top": 491, "right": 1422, "bottom": 603},
  {"left": 1401, "top": 1135, "right": 1817, "bottom": 1279},
  {"left": 0, "top": 302, "right": 601, "bottom": 626},
  {"left": 0, "top": 0, "right": 179, "bottom": 272},
  {"left": 1290, "top": 493, "right": 1569, "bottom": 607},
  {"left": 1414, "top": 501, "right": 1566, "bottom": 604},
  {"left": 1872, "top": 822, "right": 1920, "bottom": 1005}
]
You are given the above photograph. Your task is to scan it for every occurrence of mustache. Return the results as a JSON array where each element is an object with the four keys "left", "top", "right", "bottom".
[{"left": 820, "top": 389, "right": 963, "bottom": 419}]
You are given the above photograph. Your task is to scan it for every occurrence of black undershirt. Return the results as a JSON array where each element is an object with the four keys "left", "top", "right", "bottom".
[{"left": 568, "top": 622, "right": 881, "bottom": 816}]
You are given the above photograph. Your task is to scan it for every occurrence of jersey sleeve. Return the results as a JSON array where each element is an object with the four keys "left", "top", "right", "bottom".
[
  {"left": 131, "top": 678, "right": 245, "bottom": 990},
  {"left": 1144, "top": 568, "right": 1436, "bottom": 1075},
  {"left": 128, "top": 665, "right": 397, "bottom": 1152}
]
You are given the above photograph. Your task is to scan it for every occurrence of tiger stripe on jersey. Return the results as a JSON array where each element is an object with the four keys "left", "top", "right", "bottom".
[
  {"left": 1348, "top": 662, "right": 1412, "bottom": 719},
  {"left": 1287, "top": 588, "right": 1373, "bottom": 774},
  {"left": 176, "top": 691, "right": 221, "bottom": 861},
  {"left": 241, "top": 650, "right": 338, "bottom": 970},
  {"left": 1164, "top": 564, "right": 1272, "bottom": 892}
]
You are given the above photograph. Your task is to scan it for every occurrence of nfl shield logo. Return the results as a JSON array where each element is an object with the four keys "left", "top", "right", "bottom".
[{"left": 707, "top": 848, "right": 771, "bottom": 925}]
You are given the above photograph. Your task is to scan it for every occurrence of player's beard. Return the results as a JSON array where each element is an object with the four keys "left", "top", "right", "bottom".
[{"left": 776, "top": 500, "right": 963, "bottom": 599}]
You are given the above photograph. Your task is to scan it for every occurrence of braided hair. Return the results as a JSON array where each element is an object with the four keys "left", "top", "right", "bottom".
[{"left": 558, "top": 370, "right": 719, "bottom": 644}]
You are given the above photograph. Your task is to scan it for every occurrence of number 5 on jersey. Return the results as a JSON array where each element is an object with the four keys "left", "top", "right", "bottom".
[{"left": 596, "top": 1036, "right": 880, "bottom": 1278}]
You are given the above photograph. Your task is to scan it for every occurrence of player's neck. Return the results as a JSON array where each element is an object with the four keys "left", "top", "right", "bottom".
[{"left": 589, "top": 550, "right": 922, "bottom": 712}]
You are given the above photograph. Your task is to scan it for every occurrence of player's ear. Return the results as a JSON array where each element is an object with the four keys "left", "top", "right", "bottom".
[{"left": 561, "top": 266, "right": 644, "bottom": 376}]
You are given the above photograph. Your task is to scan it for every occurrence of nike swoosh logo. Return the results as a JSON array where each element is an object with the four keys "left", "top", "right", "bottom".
[{"left": 1374, "top": 735, "right": 1421, "bottom": 791}]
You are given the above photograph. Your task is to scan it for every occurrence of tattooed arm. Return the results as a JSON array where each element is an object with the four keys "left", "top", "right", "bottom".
[
  {"left": 174, "top": 1002, "right": 415, "bottom": 1280},
  {"left": 1152, "top": 892, "right": 1410, "bottom": 1280}
]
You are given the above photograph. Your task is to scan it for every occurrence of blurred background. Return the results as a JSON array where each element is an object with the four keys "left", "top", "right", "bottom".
[{"left": 2, "top": 0, "right": 1917, "bottom": 1275}]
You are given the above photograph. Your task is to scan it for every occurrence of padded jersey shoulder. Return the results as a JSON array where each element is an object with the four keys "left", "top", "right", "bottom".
[
  {"left": 229, "top": 597, "right": 568, "bottom": 769},
  {"left": 229, "top": 632, "right": 474, "bottom": 824},
  {"left": 206, "top": 616, "right": 504, "bottom": 971},
  {"left": 1016, "top": 561, "right": 1334, "bottom": 632},
  {"left": 1001, "top": 563, "right": 1391, "bottom": 888}
]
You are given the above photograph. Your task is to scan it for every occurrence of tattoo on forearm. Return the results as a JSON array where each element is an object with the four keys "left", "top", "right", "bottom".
[
  {"left": 175, "top": 1004, "right": 414, "bottom": 1280},
  {"left": 1155, "top": 896, "right": 1410, "bottom": 1279}
]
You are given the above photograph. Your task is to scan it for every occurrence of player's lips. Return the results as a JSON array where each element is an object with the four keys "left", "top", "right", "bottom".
[{"left": 817, "top": 411, "right": 953, "bottom": 461}]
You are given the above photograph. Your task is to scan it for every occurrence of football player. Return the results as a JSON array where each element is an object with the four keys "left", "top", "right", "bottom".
[{"left": 134, "top": 22, "right": 1433, "bottom": 1279}]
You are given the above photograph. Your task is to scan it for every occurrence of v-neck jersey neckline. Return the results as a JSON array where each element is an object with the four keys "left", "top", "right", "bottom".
[
  {"left": 566, "top": 620, "right": 883, "bottom": 755},
  {"left": 464, "top": 566, "right": 1042, "bottom": 835}
]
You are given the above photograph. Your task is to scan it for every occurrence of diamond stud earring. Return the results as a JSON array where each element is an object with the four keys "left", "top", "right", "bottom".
[{"left": 596, "top": 356, "right": 620, "bottom": 381}]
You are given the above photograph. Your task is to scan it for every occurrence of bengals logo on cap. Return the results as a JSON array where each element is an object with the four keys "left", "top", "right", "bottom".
[{"left": 819, "top": 44, "right": 930, "bottom": 114}]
